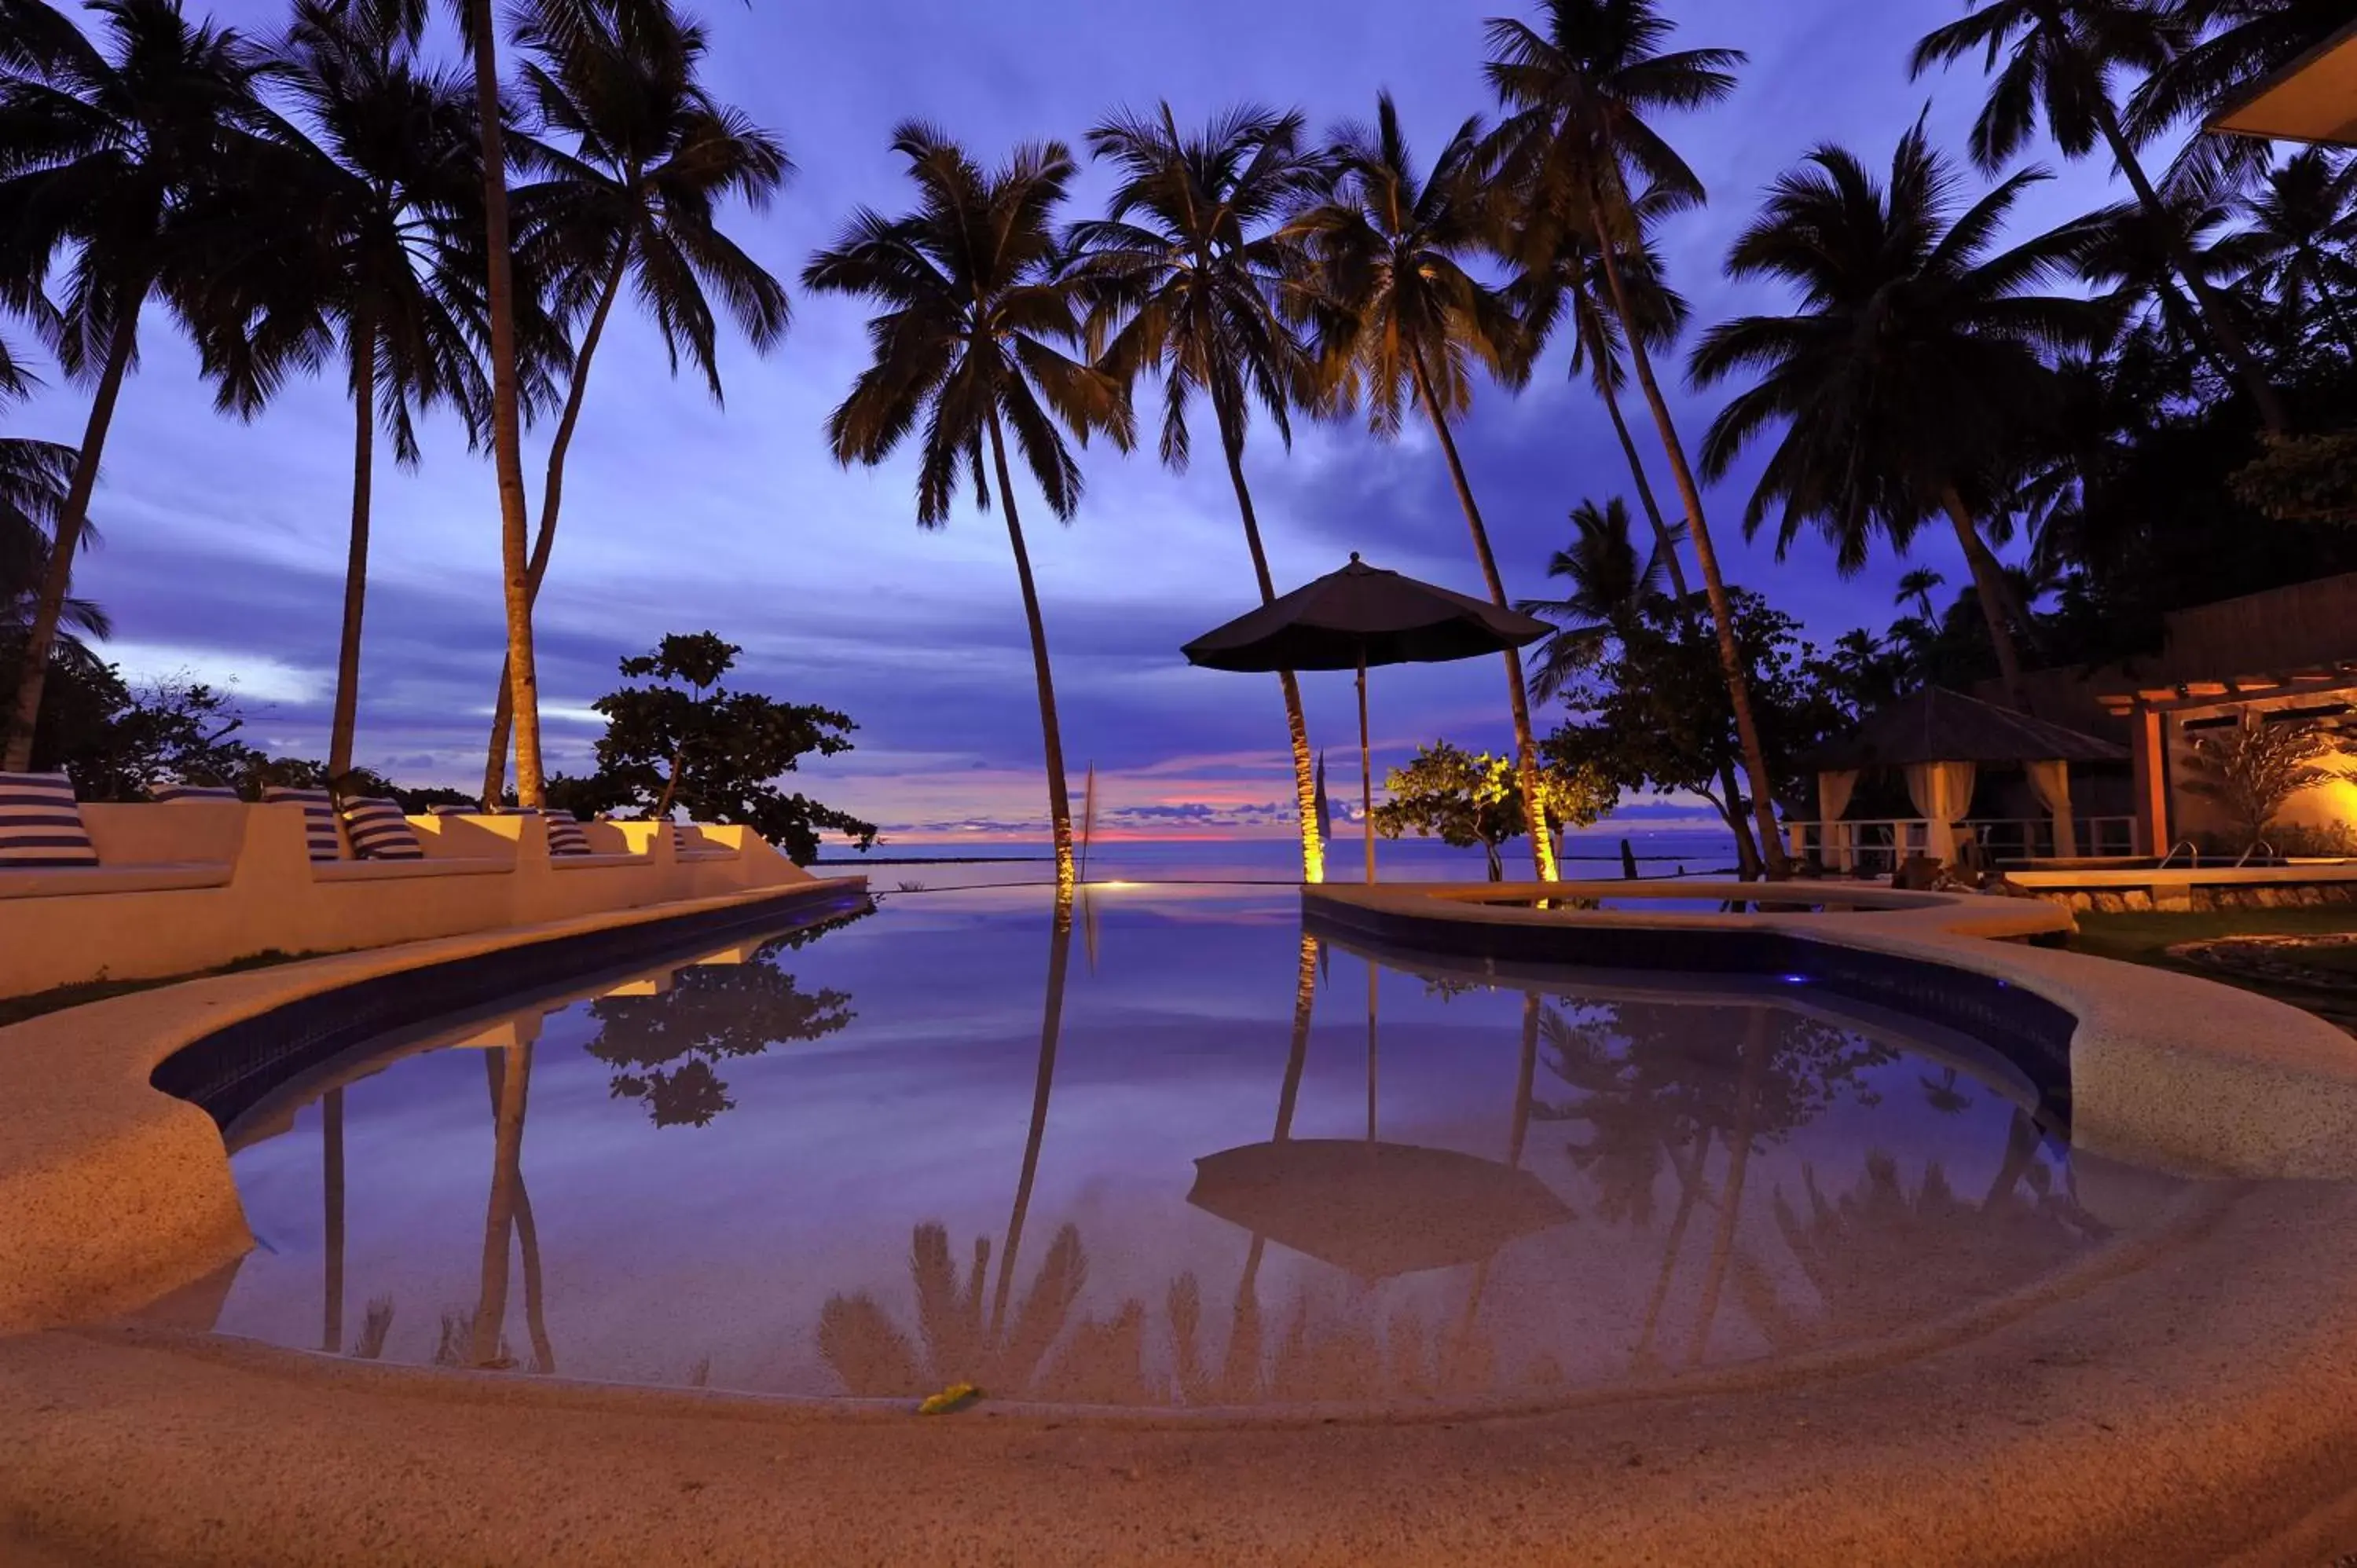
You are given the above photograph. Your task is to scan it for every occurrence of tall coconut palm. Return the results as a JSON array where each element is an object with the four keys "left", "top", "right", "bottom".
[
  {"left": 1498, "top": 186, "right": 1764, "bottom": 878},
  {"left": 1285, "top": 93, "right": 1558, "bottom": 881},
  {"left": 193, "top": 0, "right": 492, "bottom": 780},
  {"left": 477, "top": 0, "right": 790, "bottom": 804},
  {"left": 803, "top": 125, "right": 1132, "bottom": 891},
  {"left": 1688, "top": 124, "right": 2109, "bottom": 710},
  {"left": 1479, "top": 0, "right": 1789, "bottom": 875},
  {"left": 1911, "top": 0, "right": 2290, "bottom": 434},
  {"left": 0, "top": 0, "right": 275, "bottom": 772},
  {"left": 2232, "top": 148, "right": 2357, "bottom": 357},
  {"left": 2063, "top": 185, "right": 2255, "bottom": 379},
  {"left": 1063, "top": 104, "right": 1329, "bottom": 882}
]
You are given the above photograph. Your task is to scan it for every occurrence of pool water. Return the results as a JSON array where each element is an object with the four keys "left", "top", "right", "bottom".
[{"left": 200, "top": 886, "right": 2179, "bottom": 1410}]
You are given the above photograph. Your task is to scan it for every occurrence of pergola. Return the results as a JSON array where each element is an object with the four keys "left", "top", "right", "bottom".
[
  {"left": 1797, "top": 687, "right": 2128, "bottom": 868},
  {"left": 2098, "top": 661, "right": 2357, "bottom": 855},
  {"left": 2208, "top": 18, "right": 2357, "bottom": 147}
]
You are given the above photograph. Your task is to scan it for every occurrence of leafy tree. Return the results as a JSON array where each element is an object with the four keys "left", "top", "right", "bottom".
[
  {"left": 803, "top": 123, "right": 1132, "bottom": 892},
  {"left": 1545, "top": 588, "right": 1853, "bottom": 850},
  {"left": 1690, "top": 123, "right": 2109, "bottom": 709},
  {"left": 480, "top": 0, "right": 790, "bottom": 804},
  {"left": 582, "top": 912, "right": 864, "bottom": 1127},
  {"left": 2183, "top": 709, "right": 2348, "bottom": 852},
  {"left": 0, "top": 0, "right": 277, "bottom": 771},
  {"left": 1369, "top": 738, "right": 1614, "bottom": 881},
  {"left": 1064, "top": 102, "right": 1328, "bottom": 883},
  {"left": 2232, "top": 149, "right": 2357, "bottom": 359},
  {"left": 582, "top": 632, "right": 876, "bottom": 862},
  {"left": 196, "top": 0, "right": 493, "bottom": 781},
  {"left": 2233, "top": 428, "right": 2357, "bottom": 523},
  {"left": 1911, "top": 0, "right": 2289, "bottom": 432},
  {"left": 1286, "top": 91, "right": 1558, "bottom": 879},
  {"left": 0, "top": 639, "right": 265, "bottom": 799}
]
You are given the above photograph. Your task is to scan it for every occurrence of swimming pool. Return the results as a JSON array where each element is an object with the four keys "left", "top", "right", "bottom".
[{"left": 199, "top": 885, "right": 2180, "bottom": 1411}]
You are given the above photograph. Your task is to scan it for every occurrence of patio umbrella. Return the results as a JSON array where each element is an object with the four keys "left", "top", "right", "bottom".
[
  {"left": 1188, "top": 1139, "right": 1571, "bottom": 1281},
  {"left": 1182, "top": 554, "right": 1551, "bottom": 881}
]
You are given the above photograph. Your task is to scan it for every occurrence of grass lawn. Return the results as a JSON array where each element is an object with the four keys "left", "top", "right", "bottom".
[
  {"left": 2071, "top": 906, "right": 2357, "bottom": 1031},
  {"left": 0, "top": 950, "right": 313, "bottom": 1031}
]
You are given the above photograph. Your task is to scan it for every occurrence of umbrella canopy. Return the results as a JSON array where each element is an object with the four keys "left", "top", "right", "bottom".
[
  {"left": 1188, "top": 1139, "right": 1574, "bottom": 1280},
  {"left": 1182, "top": 554, "right": 1550, "bottom": 673}
]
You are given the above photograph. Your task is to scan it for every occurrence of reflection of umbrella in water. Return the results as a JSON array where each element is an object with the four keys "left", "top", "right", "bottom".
[
  {"left": 1189, "top": 1138, "right": 1571, "bottom": 1281},
  {"left": 1182, "top": 554, "right": 1549, "bottom": 881}
]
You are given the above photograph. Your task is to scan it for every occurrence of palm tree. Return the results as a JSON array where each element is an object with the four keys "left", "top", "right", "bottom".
[
  {"left": 2064, "top": 186, "right": 2256, "bottom": 380},
  {"left": 1479, "top": 0, "right": 1790, "bottom": 876},
  {"left": 1896, "top": 566, "right": 1946, "bottom": 624},
  {"left": 1285, "top": 93, "right": 1557, "bottom": 881},
  {"left": 2232, "top": 148, "right": 2357, "bottom": 357},
  {"left": 1497, "top": 187, "right": 1765, "bottom": 878},
  {"left": 1517, "top": 496, "right": 1666, "bottom": 701},
  {"left": 478, "top": 0, "right": 790, "bottom": 804},
  {"left": 0, "top": 0, "right": 274, "bottom": 772},
  {"left": 194, "top": 0, "right": 491, "bottom": 780},
  {"left": 1688, "top": 124, "right": 2108, "bottom": 710},
  {"left": 1063, "top": 104, "right": 1328, "bottom": 882},
  {"left": 1911, "top": 0, "right": 2291, "bottom": 434},
  {"left": 2128, "top": 0, "right": 2352, "bottom": 200},
  {"left": 803, "top": 125, "right": 1132, "bottom": 891}
]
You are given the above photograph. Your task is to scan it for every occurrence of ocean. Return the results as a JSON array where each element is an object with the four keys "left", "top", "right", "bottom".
[{"left": 815, "top": 826, "right": 1743, "bottom": 891}]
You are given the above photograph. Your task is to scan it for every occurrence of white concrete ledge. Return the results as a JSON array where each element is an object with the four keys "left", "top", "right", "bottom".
[
  {"left": 0, "top": 805, "right": 836, "bottom": 997},
  {"left": 1304, "top": 881, "right": 2357, "bottom": 1181}
]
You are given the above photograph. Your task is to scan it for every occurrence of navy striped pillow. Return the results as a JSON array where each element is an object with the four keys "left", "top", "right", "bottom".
[
  {"left": 149, "top": 782, "right": 241, "bottom": 804},
  {"left": 0, "top": 770, "right": 97, "bottom": 868},
  {"left": 263, "top": 786, "right": 343, "bottom": 862},
  {"left": 340, "top": 797, "right": 423, "bottom": 861},
  {"left": 544, "top": 809, "right": 591, "bottom": 857}
]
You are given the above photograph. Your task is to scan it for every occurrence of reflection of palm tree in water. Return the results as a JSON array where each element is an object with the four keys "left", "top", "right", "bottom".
[
  {"left": 466, "top": 1044, "right": 555, "bottom": 1372},
  {"left": 1731, "top": 1130, "right": 2108, "bottom": 1354}
]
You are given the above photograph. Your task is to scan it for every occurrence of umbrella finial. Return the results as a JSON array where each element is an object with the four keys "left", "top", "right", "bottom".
[{"left": 1349, "top": 551, "right": 1361, "bottom": 563}]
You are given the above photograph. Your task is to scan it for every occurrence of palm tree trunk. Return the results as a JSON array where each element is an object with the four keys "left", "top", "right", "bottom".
[
  {"left": 467, "top": 0, "right": 546, "bottom": 808},
  {"left": 1686, "top": 1006, "right": 1766, "bottom": 1368},
  {"left": 1218, "top": 427, "right": 1322, "bottom": 885},
  {"left": 984, "top": 406, "right": 1076, "bottom": 890},
  {"left": 1631, "top": 1127, "right": 1711, "bottom": 1371},
  {"left": 2095, "top": 105, "right": 2289, "bottom": 435},
  {"left": 328, "top": 315, "right": 376, "bottom": 780},
  {"left": 321, "top": 1087, "right": 344, "bottom": 1355},
  {"left": 480, "top": 236, "right": 634, "bottom": 805},
  {"left": 1408, "top": 351, "right": 1556, "bottom": 882},
  {"left": 2, "top": 306, "right": 137, "bottom": 772},
  {"left": 1940, "top": 485, "right": 2031, "bottom": 710},
  {"left": 470, "top": 1042, "right": 532, "bottom": 1368},
  {"left": 1590, "top": 336, "right": 1764, "bottom": 881},
  {"left": 1589, "top": 189, "right": 1790, "bottom": 877},
  {"left": 988, "top": 888, "right": 1074, "bottom": 1343}
]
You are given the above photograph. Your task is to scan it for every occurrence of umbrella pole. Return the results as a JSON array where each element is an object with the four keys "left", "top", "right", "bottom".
[
  {"left": 1357, "top": 648, "right": 1374, "bottom": 885},
  {"left": 1365, "top": 963, "right": 1378, "bottom": 1144}
]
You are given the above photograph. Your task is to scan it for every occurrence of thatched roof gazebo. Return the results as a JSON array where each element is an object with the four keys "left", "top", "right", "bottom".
[{"left": 1796, "top": 688, "right": 2128, "bottom": 867}]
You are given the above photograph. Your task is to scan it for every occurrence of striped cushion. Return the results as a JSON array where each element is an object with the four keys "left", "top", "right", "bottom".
[
  {"left": 149, "top": 782, "right": 241, "bottom": 804},
  {"left": 264, "top": 786, "right": 343, "bottom": 861},
  {"left": 340, "top": 797, "right": 423, "bottom": 860},
  {"left": 544, "top": 809, "right": 591, "bottom": 856},
  {"left": 0, "top": 770, "right": 97, "bottom": 868}
]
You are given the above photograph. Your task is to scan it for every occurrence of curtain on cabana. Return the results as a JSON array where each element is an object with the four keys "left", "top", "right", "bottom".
[
  {"left": 1816, "top": 769, "right": 1860, "bottom": 869},
  {"left": 1904, "top": 761, "right": 1977, "bottom": 864},
  {"left": 2023, "top": 759, "right": 2077, "bottom": 858}
]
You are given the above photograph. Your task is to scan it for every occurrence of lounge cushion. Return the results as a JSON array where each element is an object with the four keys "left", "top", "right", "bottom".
[
  {"left": 544, "top": 809, "right": 592, "bottom": 857},
  {"left": 264, "top": 786, "right": 343, "bottom": 861},
  {"left": 340, "top": 797, "right": 423, "bottom": 861},
  {"left": 488, "top": 804, "right": 592, "bottom": 857},
  {"left": 0, "top": 771, "right": 97, "bottom": 868},
  {"left": 149, "top": 782, "right": 242, "bottom": 804}
]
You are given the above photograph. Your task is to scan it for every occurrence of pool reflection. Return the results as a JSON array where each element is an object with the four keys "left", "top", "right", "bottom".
[{"left": 203, "top": 887, "right": 2168, "bottom": 1410}]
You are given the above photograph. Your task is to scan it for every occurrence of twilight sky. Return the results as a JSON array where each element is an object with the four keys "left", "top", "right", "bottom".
[{"left": 16, "top": 0, "right": 2142, "bottom": 844}]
